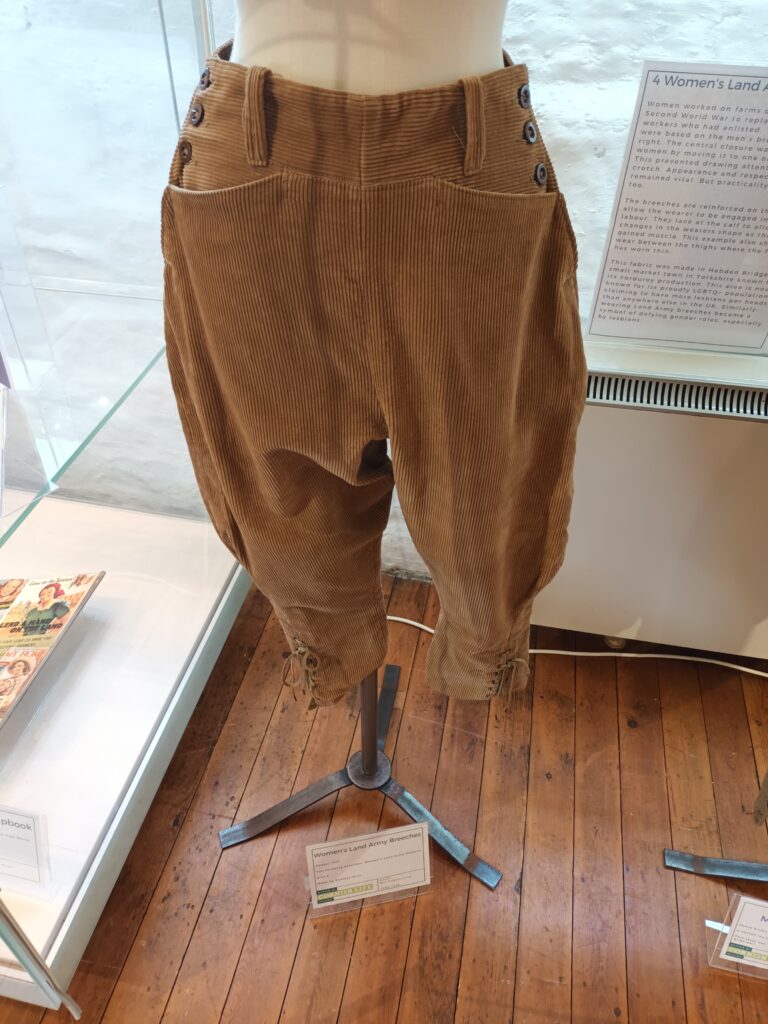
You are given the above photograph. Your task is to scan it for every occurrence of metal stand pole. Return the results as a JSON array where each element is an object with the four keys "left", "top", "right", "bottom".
[
  {"left": 218, "top": 664, "right": 502, "bottom": 889},
  {"left": 360, "top": 668, "right": 378, "bottom": 776}
]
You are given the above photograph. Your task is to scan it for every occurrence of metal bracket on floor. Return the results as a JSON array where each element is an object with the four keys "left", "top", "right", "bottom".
[{"left": 664, "top": 848, "right": 768, "bottom": 883}]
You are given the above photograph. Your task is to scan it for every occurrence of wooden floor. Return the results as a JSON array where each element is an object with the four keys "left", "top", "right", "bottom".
[{"left": 2, "top": 572, "right": 768, "bottom": 1024}]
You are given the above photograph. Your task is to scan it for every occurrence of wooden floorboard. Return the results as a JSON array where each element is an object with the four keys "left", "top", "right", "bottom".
[
  {"left": 571, "top": 629, "right": 626, "bottom": 1024},
  {"left": 1, "top": 573, "right": 767, "bottom": 1024}
]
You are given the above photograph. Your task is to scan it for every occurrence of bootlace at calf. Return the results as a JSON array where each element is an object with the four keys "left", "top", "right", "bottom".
[
  {"left": 494, "top": 649, "right": 531, "bottom": 710},
  {"left": 281, "top": 638, "right": 322, "bottom": 701}
]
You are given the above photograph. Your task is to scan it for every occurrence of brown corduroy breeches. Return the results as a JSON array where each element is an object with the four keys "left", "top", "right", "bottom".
[{"left": 160, "top": 38, "right": 588, "bottom": 708}]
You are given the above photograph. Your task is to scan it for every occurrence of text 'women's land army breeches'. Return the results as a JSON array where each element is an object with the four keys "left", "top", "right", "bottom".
[{"left": 160, "top": 38, "right": 588, "bottom": 709}]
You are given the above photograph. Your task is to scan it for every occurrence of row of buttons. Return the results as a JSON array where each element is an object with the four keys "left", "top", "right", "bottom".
[
  {"left": 517, "top": 81, "right": 548, "bottom": 187},
  {"left": 179, "top": 68, "right": 213, "bottom": 164},
  {"left": 179, "top": 69, "right": 547, "bottom": 185}
]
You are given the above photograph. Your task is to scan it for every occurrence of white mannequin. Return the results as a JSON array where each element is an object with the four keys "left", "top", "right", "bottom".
[{"left": 229, "top": 0, "right": 510, "bottom": 93}]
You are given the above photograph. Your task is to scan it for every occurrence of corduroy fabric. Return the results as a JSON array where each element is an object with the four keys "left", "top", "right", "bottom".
[{"left": 160, "top": 37, "right": 588, "bottom": 708}]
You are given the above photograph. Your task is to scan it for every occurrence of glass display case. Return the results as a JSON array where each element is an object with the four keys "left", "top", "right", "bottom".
[
  {"left": 0, "top": 4, "right": 248, "bottom": 1009},
  {"left": 0, "top": 347, "right": 250, "bottom": 1008}
]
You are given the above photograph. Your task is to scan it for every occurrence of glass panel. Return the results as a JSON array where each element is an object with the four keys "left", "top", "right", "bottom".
[
  {"left": 0, "top": 352, "right": 238, "bottom": 965},
  {"left": 0, "top": 1, "right": 207, "bottom": 533}
]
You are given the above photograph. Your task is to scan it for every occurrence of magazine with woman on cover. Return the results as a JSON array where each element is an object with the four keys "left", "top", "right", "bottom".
[{"left": 0, "top": 573, "right": 105, "bottom": 726}]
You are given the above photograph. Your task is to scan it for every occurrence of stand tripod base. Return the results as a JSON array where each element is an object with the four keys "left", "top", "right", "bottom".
[
  {"left": 218, "top": 664, "right": 502, "bottom": 890},
  {"left": 346, "top": 749, "right": 391, "bottom": 789}
]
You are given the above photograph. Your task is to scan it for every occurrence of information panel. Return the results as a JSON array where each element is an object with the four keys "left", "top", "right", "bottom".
[{"left": 587, "top": 60, "right": 768, "bottom": 355}]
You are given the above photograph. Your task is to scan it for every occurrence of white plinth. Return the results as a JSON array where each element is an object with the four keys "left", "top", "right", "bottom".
[{"left": 0, "top": 496, "right": 250, "bottom": 1009}]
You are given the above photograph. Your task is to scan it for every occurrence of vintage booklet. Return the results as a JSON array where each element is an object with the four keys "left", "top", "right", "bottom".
[{"left": 0, "top": 573, "right": 105, "bottom": 727}]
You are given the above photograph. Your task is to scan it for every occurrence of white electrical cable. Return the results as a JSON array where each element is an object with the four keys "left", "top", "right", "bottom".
[{"left": 384, "top": 615, "right": 768, "bottom": 680}]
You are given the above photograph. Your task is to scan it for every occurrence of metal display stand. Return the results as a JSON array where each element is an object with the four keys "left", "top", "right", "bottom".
[{"left": 218, "top": 664, "right": 503, "bottom": 889}]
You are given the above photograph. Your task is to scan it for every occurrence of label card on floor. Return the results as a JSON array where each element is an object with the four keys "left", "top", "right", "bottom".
[
  {"left": 306, "top": 821, "right": 430, "bottom": 909},
  {"left": 718, "top": 895, "right": 768, "bottom": 970}
]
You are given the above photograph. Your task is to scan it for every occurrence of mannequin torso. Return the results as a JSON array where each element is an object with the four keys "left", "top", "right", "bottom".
[{"left": 229, "top": 0, "right": 511, "bottom": 92}]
